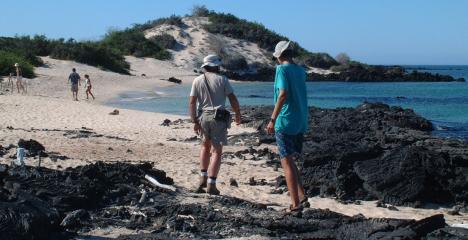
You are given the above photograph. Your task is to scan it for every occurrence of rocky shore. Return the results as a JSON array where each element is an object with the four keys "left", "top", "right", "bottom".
[
  {"left": 1, "top": 161, "right": 466, "bottom": 240},
  {"left": 239, "top": 103, "right": 468, "bottom": 208},
  {"left": 308, "top": 65, "right": 465, "bottom": 82},
  {"left": 223, "top": 65, "right": 465, "bottom": 82}
]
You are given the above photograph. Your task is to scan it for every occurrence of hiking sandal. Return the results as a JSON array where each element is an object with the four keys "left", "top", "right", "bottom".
[
  {"left": 301, "top": 196, "right": 310, "bottom": 208},
  {"left": 283, "top": 205, "right": 303, "bottom": 217}
]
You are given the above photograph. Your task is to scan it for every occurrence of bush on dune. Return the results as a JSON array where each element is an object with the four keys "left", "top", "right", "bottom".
[
  {"left": 0, "top": 36, "right": 131, "bottom": 74},
  {"left": 191, "top": 5, "right": 211, "bottom": 17},
  {"left": 0, "top": 51, "right": 35, "bottom": 78},
  {"left": 50, "top": 39, "right": 130, "bottom": 74},
  {"left": 0, "top": 36, "right": 45, "bottom": 66},
  {"left": 149, "top": 34, "right": 178, "bottom": 50},
  {"left": 102, "top": 29, "right": 171, "bottom": 60},
  {"left": 132, "top": 15, "right": 185, "bottom": 32},
  {"left": 205, "top": 12, "right": 286, "bottom": 52}
]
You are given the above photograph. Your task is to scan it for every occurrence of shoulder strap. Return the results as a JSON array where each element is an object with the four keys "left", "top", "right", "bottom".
[{"left": 203, "top": 73, "right": 215, "bottom": 110}]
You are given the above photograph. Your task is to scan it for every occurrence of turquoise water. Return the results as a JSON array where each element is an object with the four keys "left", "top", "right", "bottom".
[{"left": 108, "top": 66, "right": 468, "bottom": 139}]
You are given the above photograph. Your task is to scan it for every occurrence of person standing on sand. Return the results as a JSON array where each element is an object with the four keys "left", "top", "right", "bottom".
[
  {"left": 189, "top": 55, "right": 242, "bottom": 195},
  {"left": 68, "top": 68, "right": 81, "bottom": 101},
  {"left": 7, "top": 73, "right": 15, "bottom": 92},
  {"left": 84, "top": 74, "right": 95, "bottom": 100},
  {"left": 266, "top": 41, "right": 309, "bottom": 214},
  {"left": 15, "top": 63, "right": 26, "bottom": 94}
]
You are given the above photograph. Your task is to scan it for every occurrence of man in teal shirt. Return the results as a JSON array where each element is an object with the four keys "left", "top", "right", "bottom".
[{"left": 267, "top": 41, "right": 308, "bottom": 214}]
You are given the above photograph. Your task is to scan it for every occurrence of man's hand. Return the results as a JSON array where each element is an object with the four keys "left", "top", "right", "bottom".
[
  {"left": 235, "top": 114, "right": 241, "bottom": 126},
  {"left": 266, "top": 120, "right": 275, "bottom": 134},
  {"left": 193, "top": 122, "right": 201, "bottom": 135}
]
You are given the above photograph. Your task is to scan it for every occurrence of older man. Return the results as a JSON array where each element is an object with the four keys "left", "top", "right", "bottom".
[
  {"left": 189, "top": 55, "right": 241, "bottom": 195},
  {"left": 267, "top": 41, "right": 309, "bottom": 214}
]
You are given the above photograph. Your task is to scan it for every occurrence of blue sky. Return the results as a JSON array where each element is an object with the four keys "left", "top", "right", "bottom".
[{"left": 1, "top": 0, "right": 467, "bottom": 65}]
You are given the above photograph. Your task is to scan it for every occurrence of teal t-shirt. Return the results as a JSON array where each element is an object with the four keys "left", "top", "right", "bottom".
[{"left": 274, "top": 63, "right": 308, "bottom": 135}]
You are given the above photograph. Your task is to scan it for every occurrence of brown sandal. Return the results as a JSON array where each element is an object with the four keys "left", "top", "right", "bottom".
[
  {"left": 284, "top": 205, "right": 303, "bottom": 217},
  {"left": 300, "top": 196, "right": 310, "bottom": 208}
]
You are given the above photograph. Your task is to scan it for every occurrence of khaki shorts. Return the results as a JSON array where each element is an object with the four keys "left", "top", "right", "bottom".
[
  {"left": 199, "top": 111, "right": 228, "bottom": 146},
  {"left": 71, "top": 83, "right": 78, "bottom": 92}
]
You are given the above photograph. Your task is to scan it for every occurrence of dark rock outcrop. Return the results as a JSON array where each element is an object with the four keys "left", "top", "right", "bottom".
[
  {"left": 222, "top": 63, "right": 465, "bottom": 82},
  {"left": 240, "top": 103, "right": 468, "bottom": 207},
  {"left": 0, "top": 159, "right": 454, "bottom": 239},
  {"left": 0, "top": 162, "right": 173, "bottom": 239},
  {"left": 17, "top": 139, "right": 46, "bottom": 157},
  {"left": 309, "top": 65, "right": 465, "bottom": 82}
]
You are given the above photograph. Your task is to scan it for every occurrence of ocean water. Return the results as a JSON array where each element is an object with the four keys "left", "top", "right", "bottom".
[{"left": 108, "top": 66, "right": 468, "bottom": 140}]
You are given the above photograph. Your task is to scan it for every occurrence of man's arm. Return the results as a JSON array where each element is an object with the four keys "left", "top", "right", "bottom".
[
  {"left": 228, "top": 93, "right": 241, "bottom": 125},
  {"left": 189, "top": 96, "right": 201, "bottom": 134},
  {"left": 267, "top": 89, "right": 287, "bottom": 134}
]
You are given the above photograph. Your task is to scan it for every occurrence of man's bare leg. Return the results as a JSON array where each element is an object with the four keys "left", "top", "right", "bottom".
[
  {"left": 195, "top": 140, "right": 211, "bottom": 192},
  {"left": 200, "top": 140, "right": 211, "bottom": 170},
  {"left": 292, "top": 162, "right": 306, "bottom": 201},
  {"left": 208, "top": 144, "right": 222, "bottom": 177},
  {"left": 207, "top": 143, "right": 223, "bottom": 195},
  {"left": 281, "top": 155, "right": 300, "bottom": 208}
]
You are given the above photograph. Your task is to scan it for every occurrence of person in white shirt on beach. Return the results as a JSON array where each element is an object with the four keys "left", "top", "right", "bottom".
[{"left": 189, "top": 55, "right": 242, "bottom": 195}]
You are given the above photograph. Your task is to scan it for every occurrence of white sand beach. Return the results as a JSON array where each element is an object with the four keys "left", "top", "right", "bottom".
[{"left": 1, "top": 54, "right": 466, "bottom": 237}]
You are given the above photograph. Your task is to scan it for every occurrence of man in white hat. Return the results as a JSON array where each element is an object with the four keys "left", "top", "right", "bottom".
[
  {"left": 266, "top": 41, "right": 309, "bottom": 214},
  {"left": 14, "top": 63, "right": 26, "bottom": 94},
  {"left": 189, "top": 54, "right": 242, "bottom": 195}
]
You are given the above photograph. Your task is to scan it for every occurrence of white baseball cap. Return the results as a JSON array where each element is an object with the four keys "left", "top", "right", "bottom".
[
  {"left": 273, "top": 41, "right": 291, "bottom": 58},
  {"left": 14, "top": 63, "right": 19, "bottom": 67},
  {"left": 201, "top": 54, "right": 222, "bottom": 68}
]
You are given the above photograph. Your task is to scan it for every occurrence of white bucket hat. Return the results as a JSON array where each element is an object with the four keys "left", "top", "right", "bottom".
[
  {"left": 14, "top": 63, "right": 19, "bottom": 67},
  {"left": 273, "top": 41, "right": 291, "bottom": 58},
  {"left": 201, "top": 54, "right": 222, "bottom": 68}
]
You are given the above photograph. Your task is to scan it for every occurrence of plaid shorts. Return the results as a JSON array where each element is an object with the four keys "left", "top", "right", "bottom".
[{"left": 275, "top": 132, "right": 304, "bottom": 159}]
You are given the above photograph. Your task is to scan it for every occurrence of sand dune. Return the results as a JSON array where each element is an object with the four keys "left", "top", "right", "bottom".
[{"left": 144, "top": 17, "right": 271, "bottom": 70}]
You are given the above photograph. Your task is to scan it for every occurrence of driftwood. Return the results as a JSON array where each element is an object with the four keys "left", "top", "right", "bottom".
[{"left": 145, "top": 174, "right": 176, "bottom": 192}]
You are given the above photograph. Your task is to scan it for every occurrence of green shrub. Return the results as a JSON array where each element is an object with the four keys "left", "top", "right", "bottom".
[
  {"left": 50, "top": 40, "right": 130, "bottom": 74},
  {"left": 133, "top": 15, "right": 184, "bottom": 31},
  {"left": 223, "top": 54, "right": 248, "bottom": 70},
  {"left": 191, "top": 5, "right": 211, "bottom": 17},
  {"left": 0, "top": 51, "right": 35, "bottom": 78},
  {"left": 205, "top": 12, "right": 287, "bottom": 52},
  {"left": 150, "top": 34, "right": 177, "bottom": 50},
  {"left": 102, "top": 29, "right": 171, "bottom": 60},
  {"left": 303, "top": 53, "right": 339, "bottom": 69},
  {"left": 0, "top": 36, "right": 45, "bottom": 66}
]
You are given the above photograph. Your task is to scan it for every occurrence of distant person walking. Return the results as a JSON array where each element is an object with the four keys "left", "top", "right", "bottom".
[
  {"left": 267, "top": 41, "right": 309, "bottom": 214},
  {"left": 84, "top": 74, "right": 95, "bottom": 100},
  {"left": 68, "top": 68, "right": 81, "bottom": 101},
  {"left": 189, "top": 55, "right": 241, "bottom": 195},
  {"left": 15, "top": 63, "right": 26, "bottom": 94}
]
